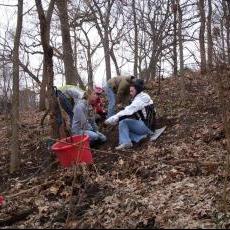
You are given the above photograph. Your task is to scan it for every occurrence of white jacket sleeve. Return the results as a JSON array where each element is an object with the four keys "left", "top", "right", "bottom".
[{"left": 114, "top": 92, "right": 153, "bottom": 119}]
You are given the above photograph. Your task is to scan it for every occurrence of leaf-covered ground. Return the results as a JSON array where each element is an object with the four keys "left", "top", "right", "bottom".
[{"left": 0, "top": 71, "right": 230, "bottom": 229}]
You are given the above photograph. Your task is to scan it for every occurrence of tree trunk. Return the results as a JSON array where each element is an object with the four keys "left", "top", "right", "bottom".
[
  {"left": 172, "top": 0, "right": 178, "bottom": 76},
  {"left": 177, "top": 0, "right": 184, "bottom": 73},
  {"left": 35, "top": 0, "right": 60, "bottom": 139},
  {"left": 223, "top": 0, "right": 230, "bottom": 65},
  {"left": 84, "top": 0, "right": 113, "bottom": 81},
  {"left": 87, "top": 46, "right": 93, "bottom": 88},
  {"left": 10, "top": 0, "right": 23, "bottom": 173},
  {"left": 56, "top": 0, "right": 85, "bottom": 88},
  {"left": 132, "top": 0, "right": 138, "bottom": 77},
  {"left": 177, "top": 0, "right": 186, "bottom": 102},
  {"left": 220, "top": 18, "right": 226, "bottom": 63},
  {"left": 207, "top": 0, "right": 213, "bottom": 70},
  {"left": 146, "top": 56, "right": 158, "bottom": 82},
  {"left": 198, "top": 0, "right": 207, "bottom": 74},
  {"left": 39, "top": 0, "right": 55, "bottom": 111},
  {"left": 39, "top": 65, "right": 47, "bottom": 111},
  {"left": 110, "top": 46, "right": 120, "bottom": 76},
  {"left": 104, "top": 28, "right": 112, "bottom": 81}
]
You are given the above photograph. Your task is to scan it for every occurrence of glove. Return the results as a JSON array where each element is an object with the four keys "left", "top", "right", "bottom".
[
  {"left": 105, "top": 115, "right": 118, "bottom": 125},
  {"left": 117, "top": 103, "right": 123, "bottom": 110}
]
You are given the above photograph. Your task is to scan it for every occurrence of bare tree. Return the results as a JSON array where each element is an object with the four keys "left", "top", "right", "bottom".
[
  {"left": 84, "top": 0, "right": 116, "bottom": 81},
  {"left": 35, "top": 0, "right": 62, "bottom": 139},
  {"left": 177, "top": 0, "right": 184, "bottom": 73},
  {"left": 172, "top": 0, "right": 178, "bottom": 76},
  {"left": 198, "top": 0, "right": 207, "bottom": 74},
  {"left": 139, "top": 0, "right": 172, "bottom": 81},
  {"left": 39, "top": 0, "right": 56, "bottom": 111},
  {"left": 56, "top": 0, "right": 85, "bottom": 88},
  {"left": 132, "top": 0, "right": 138, "bottom": 77},
  {"left": 207, "top": 0, "right": 213, "bottom": 70},
  {"left": 10, "top": 0, "right": 23, "bottom": 173},
  {"left": 223, "top": 0, "right": 230, "bottom": 65},
  {"left": 74, "top": 25, "right": 102, "bottom": 88}
]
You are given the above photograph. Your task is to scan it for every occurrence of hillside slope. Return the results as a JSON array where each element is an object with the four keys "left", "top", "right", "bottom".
[{"left": 0, "top": 72, "right": 229, "bottom": 229}]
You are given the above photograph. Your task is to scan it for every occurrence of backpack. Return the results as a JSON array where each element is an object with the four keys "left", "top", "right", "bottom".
[{"left": 119, "top": 104, "right": 156, "bottom": 131}]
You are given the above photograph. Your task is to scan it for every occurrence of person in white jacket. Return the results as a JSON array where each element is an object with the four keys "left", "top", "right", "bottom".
[{"left": 105, "top": 79, "right": 156, "bottom": 150}]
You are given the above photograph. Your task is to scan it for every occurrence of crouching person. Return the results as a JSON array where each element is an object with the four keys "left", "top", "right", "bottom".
[
  {"left": 105, "top": 79, "right": 156, "bottom": 150},
  {"left": 71, "top": 90, "right": 107, "bottom": 146}
]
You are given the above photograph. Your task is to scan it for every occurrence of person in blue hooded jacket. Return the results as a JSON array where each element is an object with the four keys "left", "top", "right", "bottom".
[{"left": 71, "top": 89, "right": 107, "bottom": 146}]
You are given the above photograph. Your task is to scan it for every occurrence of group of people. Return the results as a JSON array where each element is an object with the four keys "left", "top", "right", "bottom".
[{"left": 55, "top": 75, "right": 157, "bottom": 150}]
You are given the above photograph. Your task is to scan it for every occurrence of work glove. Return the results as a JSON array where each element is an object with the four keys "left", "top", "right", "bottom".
[{"left": 105, "top": 115, "right": 119, "bottom": 125}]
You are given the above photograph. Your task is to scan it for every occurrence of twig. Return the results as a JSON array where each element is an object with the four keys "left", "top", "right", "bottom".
[
  {"left": 18, "top": 160, "right": 58, "bottom": 184},
  {"left": 166, "top": 159, "right": 221, "bottom": 166},
  {"left": 4, "top": 181, "right": 53, "bottom": 199}
]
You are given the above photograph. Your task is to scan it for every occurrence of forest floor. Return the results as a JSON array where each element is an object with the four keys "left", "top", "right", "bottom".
[{"left": 1, "top": 71, "right": 230, "bottom": 229}]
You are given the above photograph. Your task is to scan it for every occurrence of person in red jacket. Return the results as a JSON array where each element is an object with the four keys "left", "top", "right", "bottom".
[{"left": 91, "top": 86, "right": 107, "bottom": 121}]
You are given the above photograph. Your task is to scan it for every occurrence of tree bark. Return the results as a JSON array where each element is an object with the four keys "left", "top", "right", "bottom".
[
  {"left": 10, "top": 0, "right": 23, "bottom": 173},
  {"left": 104, "top": 23, "right": 112, "bottom": 81},
  {"left": 198, "top": 0, "right": 207, "bottom": 74},
  {"left": 35, "top": 0, "right": 60, "bottom": 139},
  {"left": 207, "top": 0, "right": 213, "bottom": 70},
  {"left": 84, "top": 0, "right": 115, "bottom": 81},
  {"left": 110, "top": 45, "right": 120, "bottom": 76},
  {"left": 177, "top": 0, "right": 184, "bottom": 73},
  {"left": 56, "top": 0, "right": 85, "bottom": 88},
  {"left": 177, "top": 0, "right": 186, "bottom": 102},
  {"left": 223, "top": 0, "right": 230, "bottom": 65},
  {"left": 132, "top": 0, "right": 138, "bottom": 77},
  {"left": 172, "top": 0, "right": 178, "bottom": 76},
  {"left": 39, "top": 0, "right": 55, "bottom": 111}
]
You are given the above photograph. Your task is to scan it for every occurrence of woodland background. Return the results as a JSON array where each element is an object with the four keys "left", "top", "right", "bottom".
[{"left": 0, "top": 0, "right": 230, "bottom": 228}]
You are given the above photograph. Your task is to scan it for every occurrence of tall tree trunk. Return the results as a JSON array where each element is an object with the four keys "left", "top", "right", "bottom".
[
  {"left": 39, "top": 0, "right": 55, "bottom": 111},
  {"left": 110, "top": 46, "right": 120, "bottom": 76},
  {"left": 221, "top": 18, "right": 226, "bottom": 63},
  {"left": 172, "top": 0, "right": 178, "bottom": 76},
  {"left": 223, "top": 0, "right": 230, "bottom": 65},
  {"left": 73, "top": 28, "right": 78, "bottom": 71},
  {"left": 177, "top": 0, "right": 184, "bottom": 73},
  {"left": 84, "top": 0, "right": 114, "bottom": 81},
  {"left": 147, "top": 56, "right": 158, "bottom": 82},
  {"left": 207, "top": 0, "right": 213, "bottom": 70},
  {"left": 56, "top": 0, "right": 85, "bottom": 88},
  {"left": 132, "top": 0, "right": 138, "bottom": 77},
  {"left": 104, "top": 27, "right": 112, "bottom": 81},
  {"left": 10, "top": 0, "right": 23, "bottom": 173},
  {"left": 177, "top": 0, "right": 186, "bottom": 102},
  {"left": 87, "top": 46, "right": 93, "bottom": 88},
  {"left": 35, "top": 0, "right": 60, "bottom": 139},
  {"left": 198, "top": 0, "right": 207, "bottom": 74}
]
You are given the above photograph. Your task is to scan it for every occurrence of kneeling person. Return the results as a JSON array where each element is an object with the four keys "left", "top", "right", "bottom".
[
  {"left": 71, "top": 90, "right": 107, "bottom": 146},
  {"left": 105, "top": 79, "right": 156, "bottom": 150}
]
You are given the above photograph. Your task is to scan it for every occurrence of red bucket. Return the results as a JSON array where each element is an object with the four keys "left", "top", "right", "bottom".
[{"left": 51, "top": 135, "right": 93, "bottom": 167}]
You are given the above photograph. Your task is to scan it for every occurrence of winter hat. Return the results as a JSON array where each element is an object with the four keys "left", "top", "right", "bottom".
[
  {"left": 133, "top": 79, "right": 144, "bottom": 94},
  {"left": 94, "top": 86, "right": 104, "bottom": 94}
]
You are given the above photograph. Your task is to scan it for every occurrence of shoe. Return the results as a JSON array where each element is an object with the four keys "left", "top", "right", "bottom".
[
  {"left": 115, "top": 143, "right": 133, "bottom": 150},
  {"left": 150, "top": 126, "right": 166, "bottom": 141}
]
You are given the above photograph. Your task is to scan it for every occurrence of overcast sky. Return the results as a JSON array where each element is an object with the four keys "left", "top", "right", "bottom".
[{"left": 0, "top": 0, "right": 201, "bottom": 90}]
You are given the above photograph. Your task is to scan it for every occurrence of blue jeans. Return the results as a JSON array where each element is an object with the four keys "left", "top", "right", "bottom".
[
  {"left": 76, "top": 130, "right": 107, "bottom": 145},
  {"left": 118, "top": 119, "right": 154, "bottom": 145},
  {"left": 105, "top": 84, "right": 116, "bottom": 118}
]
